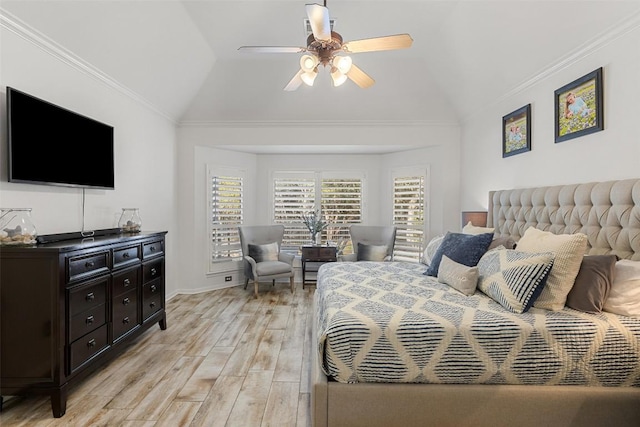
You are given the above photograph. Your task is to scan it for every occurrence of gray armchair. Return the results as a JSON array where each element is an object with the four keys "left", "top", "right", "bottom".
[
  {"left": 238, "top": 225, "right": 295, "bottom": 298},
  {"left": 341, "top": 225, "right": 397, "bottom": 262}
]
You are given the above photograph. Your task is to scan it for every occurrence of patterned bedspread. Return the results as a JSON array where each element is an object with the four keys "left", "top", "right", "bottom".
[{"left": 315, "top": 261, "right": 640, "bottom": 386}]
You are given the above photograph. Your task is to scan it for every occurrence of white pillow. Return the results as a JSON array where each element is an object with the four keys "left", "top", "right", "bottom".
[
  {"left": 422, "top": 234, "right": 444, "bottom": 265},
  {"left": 515, "top": 227, "right": 588, "bottom": 311},
  {"left": 603, "top": 260, "right": 640, "bottom": 317},
  {"left": 462, "top": 221, "right": 495, "bottom": 235}
]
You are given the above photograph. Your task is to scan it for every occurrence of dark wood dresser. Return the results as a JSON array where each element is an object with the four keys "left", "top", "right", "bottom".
[{"left": 0, "top": 231, "right": 167, "bottom": 418}]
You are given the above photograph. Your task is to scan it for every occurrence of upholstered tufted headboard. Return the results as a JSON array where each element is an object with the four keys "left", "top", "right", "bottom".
[{"left": 487, "top": 179, "right": 640, "bottom": 260}]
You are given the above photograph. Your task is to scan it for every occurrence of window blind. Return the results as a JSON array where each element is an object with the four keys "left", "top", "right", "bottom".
[
  {"left": 210, "top": 174, "right": 243, "bottom": 260},
  {"left": 321, "top": 177, "right": 362, "bottom": 249},
  {"left": 273, "top": 176, "right": 316, "bottom": 247},
  {"left": 393, "top": 175, "right": 425, "bottom": 262}
]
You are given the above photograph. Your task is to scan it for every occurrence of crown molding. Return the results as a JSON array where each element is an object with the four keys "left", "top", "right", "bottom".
[
  {"left": 462, "top": 8, "right": 640, "bottom": 123},
  {"left": 0, "top": 9, "right": 176, "bottom": 124},
  {"left": 178, "top": 119, "right": 459, "bottom": 128}
]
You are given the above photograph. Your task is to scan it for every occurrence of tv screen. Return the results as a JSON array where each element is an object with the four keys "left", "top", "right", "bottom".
[{"left": 7, "top": 87, "right": 115, "bottom": 189}]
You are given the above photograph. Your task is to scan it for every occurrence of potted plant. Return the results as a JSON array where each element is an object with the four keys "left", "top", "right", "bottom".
[{"left": 300, "top": 210, "right": 328, "bottom": 245}]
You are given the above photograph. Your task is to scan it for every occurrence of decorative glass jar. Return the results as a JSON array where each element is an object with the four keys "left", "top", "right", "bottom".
[
  {"left": 118, "top": 208, "right": 142, "bottom": 233},
  {"left": 0, "top": 208, "right": 38, "bottom": 245}
]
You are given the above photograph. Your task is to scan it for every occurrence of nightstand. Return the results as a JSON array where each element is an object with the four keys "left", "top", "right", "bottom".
[{"left": 301, "top": 245, "right": 337, "bottom": 288}]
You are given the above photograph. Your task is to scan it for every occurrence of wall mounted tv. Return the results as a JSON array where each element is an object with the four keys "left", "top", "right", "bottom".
[{"left": 7, "top": 87, "right": 115, "bottom": 189}]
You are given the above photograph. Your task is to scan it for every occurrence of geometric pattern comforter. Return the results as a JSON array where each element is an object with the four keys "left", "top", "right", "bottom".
[{"left": 315, "top": 261, "right": 640, "bottom": 387}]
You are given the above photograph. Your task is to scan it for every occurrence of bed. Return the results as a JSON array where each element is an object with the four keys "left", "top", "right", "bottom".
[{"left": 311, "top": 178, "right": 640, "bottom": 427}]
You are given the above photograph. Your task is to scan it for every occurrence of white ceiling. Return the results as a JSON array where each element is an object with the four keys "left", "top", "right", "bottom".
[{"left": 3, "top": 0, "right": 640, "bottom": 153}]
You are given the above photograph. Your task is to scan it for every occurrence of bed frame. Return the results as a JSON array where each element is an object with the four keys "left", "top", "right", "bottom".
[{"left": 312, "top": 178, "right": 640, "bottom": 427}]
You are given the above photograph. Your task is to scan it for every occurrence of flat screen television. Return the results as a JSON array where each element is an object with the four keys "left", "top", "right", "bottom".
[{"left": 7, "top": 87, "right": 115, "bottom": 189}]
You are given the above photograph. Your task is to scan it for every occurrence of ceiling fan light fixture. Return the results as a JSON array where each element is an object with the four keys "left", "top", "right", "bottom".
[
  {"left": 301, "top": 70, "right": 318, "bottom": 86},
  {"left": 330, "top": 67, "right": 348, "bottom": 87},
  {"left": 333, "top": 56, "right": 353, "bottom": 74},
  {"left": 300, "top": 54, "right": 319, "bottom": 73}
]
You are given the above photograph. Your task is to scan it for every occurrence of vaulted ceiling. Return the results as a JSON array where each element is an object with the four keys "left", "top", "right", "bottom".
[{"left": 3, "top": 0, "right": 640, "bottom": 127}]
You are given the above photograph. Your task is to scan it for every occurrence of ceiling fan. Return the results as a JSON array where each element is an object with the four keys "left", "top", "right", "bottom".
[{"left": 238, "top": 1, "right": 413, "bottom": 91}]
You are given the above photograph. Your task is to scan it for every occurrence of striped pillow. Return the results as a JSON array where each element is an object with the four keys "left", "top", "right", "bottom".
[
  {"left": 248, "top": 242, "right": 279, "bottom": 263},
  {"left": 477, "top": 248, "right": 554, "bottom": 314}
]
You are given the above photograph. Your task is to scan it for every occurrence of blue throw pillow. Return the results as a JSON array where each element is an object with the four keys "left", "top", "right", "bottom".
[{"left": 425, "top": 232, "right": 494, "bottom": 277}]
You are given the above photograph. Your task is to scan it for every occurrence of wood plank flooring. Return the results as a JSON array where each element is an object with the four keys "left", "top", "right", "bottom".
[{"left": 0, "top": 283, "right": 315, "bottom": 427}]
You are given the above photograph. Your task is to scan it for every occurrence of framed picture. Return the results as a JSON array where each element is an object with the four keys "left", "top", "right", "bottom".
[
  {"left": 502, "top": 104, "right": 531, "bottom": 158},
  {"left": 554, "top": 67, "right": 604, "bottom": 143}
]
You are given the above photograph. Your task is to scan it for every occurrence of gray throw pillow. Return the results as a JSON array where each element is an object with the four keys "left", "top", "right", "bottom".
[
  {"left": 248, "top": 242, "right": 279, "bottom": 263},
  {"left": 437, "top": 255, "right": 479, "bottom": 296},
  {"left": 357, "top": 243, "right": 388, "bottom": 261},
  {"left": 566, "top": 255, "right": 617, "bottom": 313},
  {"left": 425, "top": 231, "right": 494, "bottom": 277}
]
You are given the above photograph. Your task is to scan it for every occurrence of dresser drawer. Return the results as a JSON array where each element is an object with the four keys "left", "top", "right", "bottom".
[
  {"left": 142, "top": 278, "right": 163, "bottom": 320},
  {"left": 68, "top": 303, "right": 106, "bottom": 343},
  {"left": 113, "top": 245, "right": 141, "bottom": 269},
  {"left": 69, "top": 324, "right": 108, "bottom": 373},
  {"left": 112, "top": 266, "right": 140, "bottom": 297},
  {"left": 142, "top": 259, "right": 163, "bottom": 283},
  {"left": 113, "top": 288, "right": 139, "bottom": 341},
  {"left": 142, "top": 240, "right": 163, "bottom": 259},
  {"left": 67, "top": 251, "right": 109, "bottom": 283},
  {"left": 68, "top": 278, "right": 108, "bottom": 316}
]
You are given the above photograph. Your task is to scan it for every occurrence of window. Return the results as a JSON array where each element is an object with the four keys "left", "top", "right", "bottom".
[
  {"left": 208, "top": 166, "right": 244, "bottom": 264},
  {"left": 321, "top": 177, "right": 362, "bottom": 249},
  {"left": 273, "top": 172, "right": 363, "bottom": 249},
  {"left": 392, "top": 170, "right": 427, "bottom": 262}
]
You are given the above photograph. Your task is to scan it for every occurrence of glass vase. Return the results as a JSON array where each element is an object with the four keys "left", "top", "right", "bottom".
[
  {"left": 0, "top": 208, "right": 38, "bottom": 245},
  {"left": 118, "top": 208, "right": 142, "bottom": 233}
]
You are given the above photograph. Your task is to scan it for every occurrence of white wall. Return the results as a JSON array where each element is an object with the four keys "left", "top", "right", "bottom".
[
  {"left": 177, "top": 124, "right": 460, "bottom": 293},
  {"left": 460, "top": 24, "right": 640, "bottom": 211},
  {"left": 0, "top": 25, "right": 179, "bottom": 296}
]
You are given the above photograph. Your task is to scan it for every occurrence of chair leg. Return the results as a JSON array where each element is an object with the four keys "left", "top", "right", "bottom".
[
  {"left": 254, "top": 279, "right": 259, "bottom": 299},
  {"left": 244, "top": 277, "right": 249, "bottom": 289},
  {"left": 290, "top": 275, "right": 295, "bottom": 294},
  {"left": 272, "top": 279, "right": 275, "bottom": 287}
]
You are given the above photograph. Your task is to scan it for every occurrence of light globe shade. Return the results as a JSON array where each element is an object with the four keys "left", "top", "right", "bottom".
[
  {"left": 333, "top": 56, "right": 352, "bottom": 74},
  {"left": 301, "top": 70, "right": 318, "bottom": 86},
  {"left": 330, "top": 68, "right": 348, "bottom": 87},
  {"left": 300, "top": 54, "right": 318, "bottom": 73}
]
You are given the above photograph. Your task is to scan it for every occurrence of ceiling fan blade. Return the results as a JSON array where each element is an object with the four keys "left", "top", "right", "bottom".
[
  {"left": 238, "top": 46, "right": 306, "bottom": 54},
  {"left": 306, "top": 3, "right": 331, "bottom": 42},
  {"left": 346, "top": 63, "right": 375, "bottom": 89},
  {"left": 284, "top": 70, "right": 304, "bottom": 91},
  {"left": 342, "top": 34, "right": 413, "bottom": 53}
]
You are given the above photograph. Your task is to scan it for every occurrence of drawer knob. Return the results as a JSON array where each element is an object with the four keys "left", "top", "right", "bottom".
[
  {"left": 150, "top": 268, "right": 157, "bottom": 276},
  {"left": 123, "top": 297, "right": 130, "bottom": 305},
  {"left": 150, "top": 302, "right": 156, "bottom": 309},
  {"left": 123, "top": 252, "right": 130, "bottom": 259},
  {"left": 85, "top": 261, "right": 95, "bottom": 268},
  {"left": 87, "top": 339, "right": 96, "bottom": 348},
  {"left": 86, "top": 315, "right": 94, "bottom": 325},
  {"left": 150, "top": 284, "right": 157, "bottom": 293},
  {"left": 123, "top": 278, "right": 131, "bottom": 286},
  {"left": 149, "top": 246, "right": 156, "bottom": 252},
  {"left": 86, "top": 292, "right": 95, "bottom": 302},
  {"left": 123, "top": 316, "right": 130, "bottom": 324}
]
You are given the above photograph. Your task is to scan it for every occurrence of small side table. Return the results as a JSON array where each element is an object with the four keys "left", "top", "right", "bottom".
[{"left": 301, "top": 245, "right": 337, "bottom": 288}]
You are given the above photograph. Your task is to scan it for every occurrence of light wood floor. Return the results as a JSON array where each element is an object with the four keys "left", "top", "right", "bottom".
[{"left": 0, "top": 283, "right": 315, "bottom": 427}]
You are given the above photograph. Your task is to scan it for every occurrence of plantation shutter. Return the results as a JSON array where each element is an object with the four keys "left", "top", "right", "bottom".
[
  {"left": 273, "top": 175, "right": 316, "bottom": 247},
  {"left": 210, "top": 173, "right": 243, "bottom": 261},
  {"left": 321, "top": 177, "right": 362, "bottom": 246},
  {"left": 393, "top": 174, "right": 425, "bottom": 262}
]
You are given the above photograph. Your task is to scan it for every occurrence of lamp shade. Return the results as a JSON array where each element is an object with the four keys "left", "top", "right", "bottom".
[
  {"left": 461, "top": 211, "right": 488, "bottom": 227},
  {"left": 331, "top": 68, "right": 348, "bottom": 86},
  {"left": 301, "top": 70, "right": 318, "bottom": 86}
]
